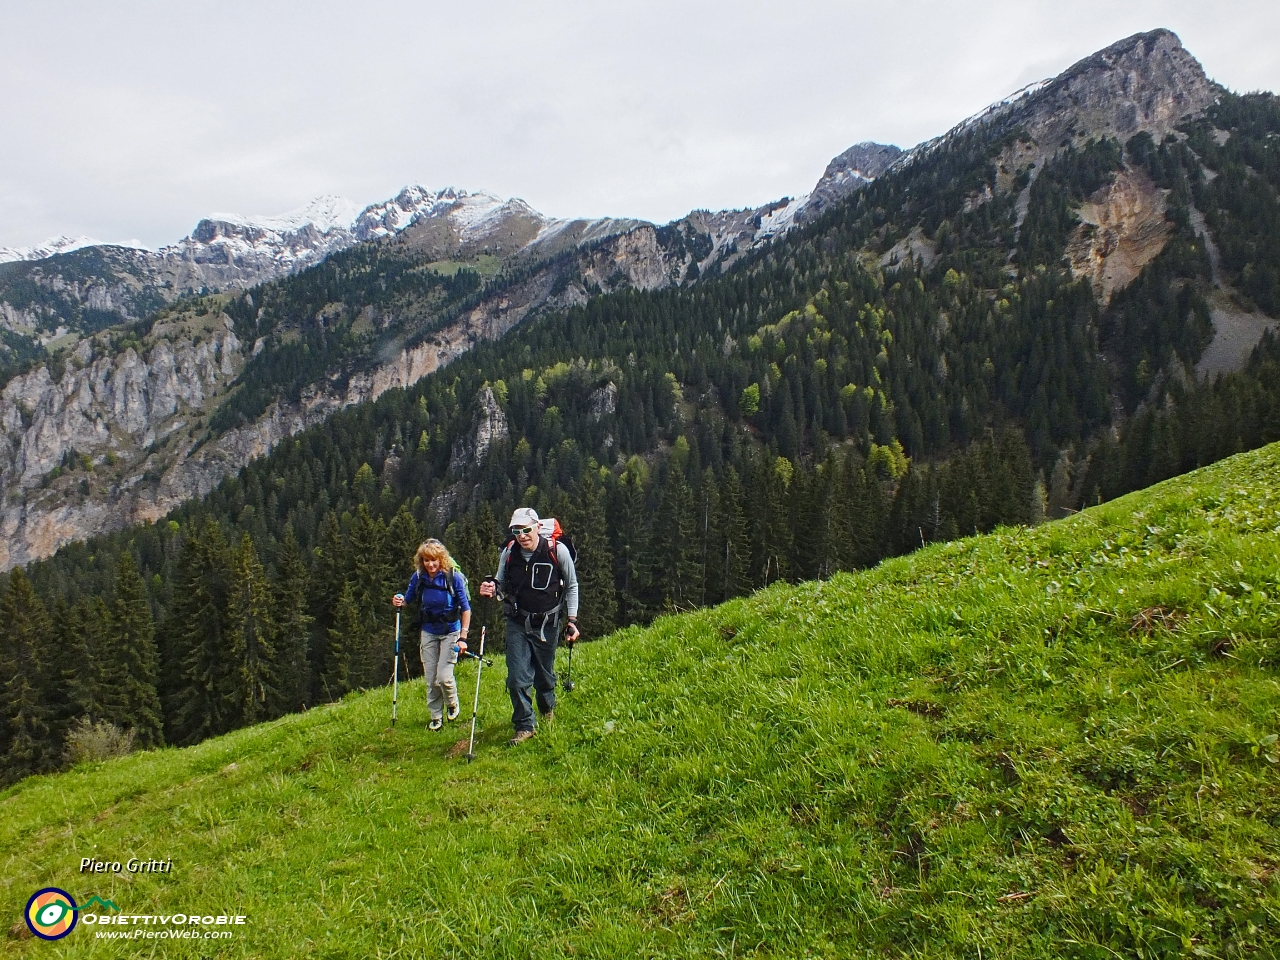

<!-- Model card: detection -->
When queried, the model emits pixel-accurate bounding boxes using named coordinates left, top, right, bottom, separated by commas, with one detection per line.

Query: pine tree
left=718, top=465, right=750, bottom=600
left=322, top=582, right=359, bottom=700
left=166, top=519, right=235, bottom=745
left=106, top=553, right=164, bottom=748
left=228, top=534, right=278, bottom=726
left=272, top=526, right=314, bottom=713
left=652, top=467, right=701, bottom=611
left=348, top=505, right=390, bottom=689
left=0, top=569, right=56, bottom=781
left=565, top=467, right=617, bottom=636
left=59, top=598, right=104, bottom=725
left=614, top=464, right=655, bottom=623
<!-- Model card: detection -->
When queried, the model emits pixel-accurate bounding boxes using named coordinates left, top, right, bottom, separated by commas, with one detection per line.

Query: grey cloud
left=1, top=0, right=1277, bottom=248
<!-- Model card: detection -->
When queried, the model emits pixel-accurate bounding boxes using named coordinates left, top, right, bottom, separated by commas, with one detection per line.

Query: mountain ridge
left=3, top=28, right=1274, bottom=570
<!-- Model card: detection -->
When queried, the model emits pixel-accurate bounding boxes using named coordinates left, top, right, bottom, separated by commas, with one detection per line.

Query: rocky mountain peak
left=0, top=236, right=140, bottom=265
left=1025, top=28, right=1217, bottom=143
left=802, top=142, right=904, bottom=222
left=901, top=29, right=1216, bottom=172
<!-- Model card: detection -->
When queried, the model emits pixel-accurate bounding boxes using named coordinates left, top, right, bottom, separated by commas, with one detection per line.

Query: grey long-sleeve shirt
left=492, top=539, right=579, bottom=618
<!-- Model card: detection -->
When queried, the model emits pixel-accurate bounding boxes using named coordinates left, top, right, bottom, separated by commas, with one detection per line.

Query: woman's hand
left=391, top=593, right=405, bottom=608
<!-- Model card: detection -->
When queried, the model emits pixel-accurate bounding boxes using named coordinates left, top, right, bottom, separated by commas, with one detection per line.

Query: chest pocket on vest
left=531, top=562, right=555, bottom=591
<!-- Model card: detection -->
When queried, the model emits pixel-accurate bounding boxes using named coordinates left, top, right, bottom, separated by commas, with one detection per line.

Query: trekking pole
left=562, top=641, right=575, bottom=692
left=465, top=626, right=486, bottom=762
left=455, top=647, right=493, bottom=666
left=391, top=609, right=401, bottom=726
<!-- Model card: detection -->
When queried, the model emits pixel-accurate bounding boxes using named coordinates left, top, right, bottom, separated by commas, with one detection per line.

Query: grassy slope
left=3, top=447, right=1279, bottom=959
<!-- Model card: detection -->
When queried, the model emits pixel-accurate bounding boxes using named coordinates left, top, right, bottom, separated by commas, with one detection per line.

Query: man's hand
left=565, top=619, right=580, bottom=645
left=391, top=593, right=405, bottom=608
left=479, top=578, right=497, bottom=599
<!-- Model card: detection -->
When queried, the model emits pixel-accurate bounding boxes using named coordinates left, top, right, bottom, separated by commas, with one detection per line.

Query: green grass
left=4, top=445, right=1280, bottom=958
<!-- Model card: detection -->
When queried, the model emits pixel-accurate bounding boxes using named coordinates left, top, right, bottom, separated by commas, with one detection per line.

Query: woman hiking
left=392, top=539, right=472, bottom=731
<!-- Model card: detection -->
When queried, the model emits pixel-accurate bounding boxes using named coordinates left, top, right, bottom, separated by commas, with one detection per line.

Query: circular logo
left=25, top=888, right=78, bottom=940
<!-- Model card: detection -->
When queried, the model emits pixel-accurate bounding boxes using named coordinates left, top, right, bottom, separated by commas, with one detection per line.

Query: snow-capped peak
left=202, top=195, right=361, bottom=235
left=0, top=235, right=150, bottom=264
left=350, top=186, right=537, bottom=243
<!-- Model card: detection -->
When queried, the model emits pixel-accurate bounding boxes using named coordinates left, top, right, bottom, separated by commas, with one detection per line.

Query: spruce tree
left=322, top=582, right=359, bottom=700
left=565, top=467, right=617, bottom=637
left=167, top=519, right=235, bottom=745
left=718, top=466, right=750, bottom=601
left=613, top=465, right=655, bottom=623
left=699, top=467, right=723, bottom=606
left=0, top=569, right=56, bottom=781
left=348, top=505, right=390, bottom=689
left=59, top=598, right=103, bottom=725
left=309, top=512, right=347, bottom=698
left=653, top=467, right=701, bottom=611
left=272, top=526, right=314, bottom=713
left=385, top=505, right=421, bottom=589
left=465, top=502, right=503, bottom=644
left=228, top=534, right=278, bottom=726
left=106, top=553, right=164, bottom=748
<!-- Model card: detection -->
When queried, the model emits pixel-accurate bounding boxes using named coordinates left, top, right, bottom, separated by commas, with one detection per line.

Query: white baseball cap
left=509, top=507, right=539, bottom=529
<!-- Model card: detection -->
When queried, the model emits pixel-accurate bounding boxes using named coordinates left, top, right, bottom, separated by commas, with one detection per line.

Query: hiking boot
left=428, top=717, right=443, bottom=731
left=507, top=729, right=536, bottom=747
left=447, top=703, right=460, bottom=722
left=541, top=710, right=554, bottom=725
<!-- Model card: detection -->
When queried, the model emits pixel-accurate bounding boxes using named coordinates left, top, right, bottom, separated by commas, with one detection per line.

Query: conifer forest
left=3, top=91, right=1280, bottom=785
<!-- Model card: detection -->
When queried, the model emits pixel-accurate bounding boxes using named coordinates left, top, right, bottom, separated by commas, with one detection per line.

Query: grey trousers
left=420, top=629, right=461, bottom=721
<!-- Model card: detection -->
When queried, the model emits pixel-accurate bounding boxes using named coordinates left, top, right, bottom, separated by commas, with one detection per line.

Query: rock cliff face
left=904, top=30, right=1216, bottom=173
left=801, top=142, right=905, bottom=223
left=1, top=29, right=1234, bottom=570
left=1020, top=29, right=1217, bottom=146
left=0, top=227, right=633, bottom=569
left=0, top=322, right=243, bottom=568
left=1065, top=167, right=1172, bottom=301
left=1, top=328, right=241, bottom=489
left=449, top=384, right=510, bottom=474
left=895, top=29, right=1218, bottom=310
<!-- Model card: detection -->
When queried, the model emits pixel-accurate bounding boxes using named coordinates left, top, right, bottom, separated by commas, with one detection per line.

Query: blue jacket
left=404, top=569, right=470, bottom=634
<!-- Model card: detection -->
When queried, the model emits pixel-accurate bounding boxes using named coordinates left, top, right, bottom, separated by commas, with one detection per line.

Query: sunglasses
left=510, top=525, right=536, bottom=536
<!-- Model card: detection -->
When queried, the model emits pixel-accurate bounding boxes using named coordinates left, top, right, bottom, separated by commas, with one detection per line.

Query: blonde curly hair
left=413, top=539, right=457, bottom=575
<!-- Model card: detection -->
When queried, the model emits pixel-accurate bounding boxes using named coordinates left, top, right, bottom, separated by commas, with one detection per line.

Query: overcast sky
left=2, top=1, right=1278, bottom=250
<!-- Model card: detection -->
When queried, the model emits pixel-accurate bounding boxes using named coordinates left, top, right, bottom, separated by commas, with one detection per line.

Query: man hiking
left=478, top=508, right=580, bottom=746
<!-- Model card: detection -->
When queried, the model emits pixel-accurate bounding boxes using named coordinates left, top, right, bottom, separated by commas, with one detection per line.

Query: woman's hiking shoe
left=428, top=718, right=443, bottom=731
left=447, top=704, right=461, bottom=722
left=507, top=730, right=536, bottom=747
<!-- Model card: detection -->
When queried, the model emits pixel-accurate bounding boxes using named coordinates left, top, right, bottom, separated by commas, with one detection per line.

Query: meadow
left=3, top=444, right=1279, bottom=958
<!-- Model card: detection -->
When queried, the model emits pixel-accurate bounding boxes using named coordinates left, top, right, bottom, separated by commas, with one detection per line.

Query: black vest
left=504, top=537, right=564, bottom=616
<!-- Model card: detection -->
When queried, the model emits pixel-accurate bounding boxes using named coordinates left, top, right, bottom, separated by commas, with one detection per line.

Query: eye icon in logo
left=25, top=888, right=79, bottom=940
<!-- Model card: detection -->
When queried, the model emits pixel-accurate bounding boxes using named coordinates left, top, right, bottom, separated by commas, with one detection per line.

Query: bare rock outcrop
left=802, top=143, right=904, bottom=223
left=449, top=384, right=509, bottom=474
left=1066, top=167, right=1172, bottom=301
